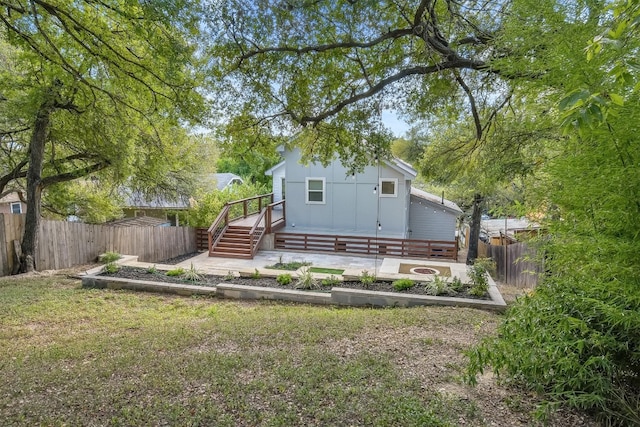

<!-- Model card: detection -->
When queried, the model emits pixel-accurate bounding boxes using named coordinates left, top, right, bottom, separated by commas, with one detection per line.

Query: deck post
left=243, top=200, right=248, bottom=218
left=266, top=206, right=272, bottom=234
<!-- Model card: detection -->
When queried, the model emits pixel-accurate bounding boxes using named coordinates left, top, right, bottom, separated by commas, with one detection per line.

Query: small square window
left=10, top=202, right=22, bottom=214
left=379, top=179, right=398, bottom=197
left=306, top=178, right=325, bottom=204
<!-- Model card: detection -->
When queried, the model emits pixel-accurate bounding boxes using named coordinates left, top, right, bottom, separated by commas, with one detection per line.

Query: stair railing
left=248, top=208, right=268, bottom=257
left=207, top=204, right=230, bottom=256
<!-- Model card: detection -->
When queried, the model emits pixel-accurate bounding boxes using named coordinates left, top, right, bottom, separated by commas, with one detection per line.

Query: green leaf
left=609, top=93, right=625, bottom=106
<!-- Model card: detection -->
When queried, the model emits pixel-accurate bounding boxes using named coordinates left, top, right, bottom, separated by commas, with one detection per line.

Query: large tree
left=466, top=1, right=640, bottom=423
left=0, top=1, right=205, bottom=272
left=206, top=0, right=602, bottom=257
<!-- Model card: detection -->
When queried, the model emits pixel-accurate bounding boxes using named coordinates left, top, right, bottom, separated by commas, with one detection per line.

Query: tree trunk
left=466, top=193, right=484, bottom=265
left=19, top=89, right=57, bottom=273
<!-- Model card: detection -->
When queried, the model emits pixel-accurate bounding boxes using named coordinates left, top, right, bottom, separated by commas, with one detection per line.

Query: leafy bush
left=100, top=251, right=121, bottom=264
left=467, top=274, right=640, bottom=424
left=146, top=264, right=158, bottom=274
left=392, top=278, right=415, bottom=291
left=182, top=263, right=202, bottom=282
left=223, top=271, right=235, bottom=281
left=251, top=269, right=261, bottom=279
left=103, top=262, right=119, bottom=274
left=295, top=267, right=319, bottom=290
left=181, top=181, right=270, bottom=227
left=359, top=270, right=376, bottom=288
left=467, top=258, right=494, bottom=297
left=276, top=273, right=292, bottom=285
left=321, top=275, right=341, bottom=287
left=449, top=276, right=464, bottom=293
left=166, top=268, right=185, bottom=277
left=424, top=276, right=451, bottom=296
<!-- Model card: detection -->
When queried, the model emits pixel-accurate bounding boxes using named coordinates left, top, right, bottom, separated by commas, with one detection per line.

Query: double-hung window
left=379, top=179, right=398, bottom=197
left=10, top=202, right=22, bottom=214
left=305, top=178, right=326, bottom=204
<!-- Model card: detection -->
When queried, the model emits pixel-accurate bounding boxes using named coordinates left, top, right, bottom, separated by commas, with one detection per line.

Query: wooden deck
left=274, top=232, right=458, bottom=261
left=230, top=210, right=284, bottom=227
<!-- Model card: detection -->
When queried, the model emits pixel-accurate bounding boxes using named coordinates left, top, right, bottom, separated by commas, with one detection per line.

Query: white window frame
left=379, top=178, right=398, bottom=198
left=305, top=177, right=326, bottom=204
left=10, top=202, right=22, bottom=214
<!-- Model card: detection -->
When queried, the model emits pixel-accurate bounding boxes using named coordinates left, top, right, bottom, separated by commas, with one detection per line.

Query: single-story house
left=122, top=173, right=244, bottom=225
left=266, top=147, right=462, bottom=241
left=480, top=217, right=541, bottom=245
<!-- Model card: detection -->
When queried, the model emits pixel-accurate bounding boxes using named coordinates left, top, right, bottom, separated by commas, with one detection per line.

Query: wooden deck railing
left=207, top=204, right=231, bottom=256
left=265, top=200, right=286, bottom=233
left=274, top=233, right=458, bottom=261
left=226, top=193, right=274, bottom=222
left=207, top=193, right=282, bottom=257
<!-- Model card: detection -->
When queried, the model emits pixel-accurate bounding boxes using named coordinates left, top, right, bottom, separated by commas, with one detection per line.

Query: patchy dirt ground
left=23, top=267, right=599, bottom=427
left=103, top=265, right=491, bottom=299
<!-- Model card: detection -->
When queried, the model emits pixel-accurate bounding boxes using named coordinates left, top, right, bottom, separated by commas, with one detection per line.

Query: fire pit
left=410, top=267, right=441, bottom=275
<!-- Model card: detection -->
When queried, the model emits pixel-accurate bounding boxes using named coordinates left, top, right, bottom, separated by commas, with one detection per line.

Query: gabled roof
left=387, top=157, right=417, bottom=179
left=410, top=187, right=463, bottom=214
left=264, top=161, right=285, bottom=176
left=213, top=173, right=244, bottom=190
left=122, top=193, right=190, bottom=209
left=264, top=155, right=417, bottom=179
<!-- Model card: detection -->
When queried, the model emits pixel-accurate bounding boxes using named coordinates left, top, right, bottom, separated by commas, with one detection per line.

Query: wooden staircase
left=210, top=225, right=256, bottom=259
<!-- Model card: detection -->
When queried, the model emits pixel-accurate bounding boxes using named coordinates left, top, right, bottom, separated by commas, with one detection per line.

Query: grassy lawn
left=0, top=275, right=583, bottom=426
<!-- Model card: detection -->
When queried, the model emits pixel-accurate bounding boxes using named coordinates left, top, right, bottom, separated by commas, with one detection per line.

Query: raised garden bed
left=82, top=256, right=506, bottom=311
left=100, top=266, right=490, bottom=299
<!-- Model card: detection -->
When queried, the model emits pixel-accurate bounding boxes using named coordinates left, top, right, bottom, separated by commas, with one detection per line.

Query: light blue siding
left=408, top=195, right=458, bottom=241
left=283, top=148, right=410, bottom=237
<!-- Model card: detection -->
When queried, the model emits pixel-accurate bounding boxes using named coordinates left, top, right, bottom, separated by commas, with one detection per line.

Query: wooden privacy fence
left=478, top=240, right=542, bottom=287
left=0, top=214, right=197, bottom=276
left=275, top=232, right=457, bottom=261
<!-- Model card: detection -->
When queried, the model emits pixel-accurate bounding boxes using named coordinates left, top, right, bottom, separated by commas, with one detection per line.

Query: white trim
left=10, top=202, right=22, bottom=214
left=305, top=177, right=326, bottom=204
left=379, top=178, right=398, bottom=198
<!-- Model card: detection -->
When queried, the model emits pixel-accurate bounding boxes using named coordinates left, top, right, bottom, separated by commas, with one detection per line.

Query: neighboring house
left=213, top=173, right=244, bottom=191
left=107, top=216, right=171, bottom=227
left=267, top=147, right=462, bottom=241
left=480, top=217, right=541, bottom=245
left=0, top=191, right=26, bottom=215
left=121, top=173, right=244, bottom=226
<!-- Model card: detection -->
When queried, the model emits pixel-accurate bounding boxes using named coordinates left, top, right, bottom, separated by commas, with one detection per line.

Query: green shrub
left=450, top=276, right=464, bottom=293
left=146, top=264, right=158, bottom=274
left=359, top=270, right=376, bottom=288
left=466, top=275, right=640, bottom=424
left=295, top=267, right=319, bottom=290
left=166, top=268, right=185, bottom=277
left=223, top=271, right=235, bottom=281
left=276, top=273, right=292, bottom=285
left=467, top=258, right=494, bottom=297
left=251, top=268, right=261, bottom=279
left=392, top=278, right=415, bottom=291
left=182, top=263, right=203, bottom=282
left=321, top=275, right=341, bottom=287
left=99, top=251, right=121, bottom=264
left=424, top=276, right=450, bottom=296
left=103, top=262, right=119, bottom=274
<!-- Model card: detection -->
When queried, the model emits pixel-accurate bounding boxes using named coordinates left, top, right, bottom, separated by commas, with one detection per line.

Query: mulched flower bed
left=102, top=266, right=489, bottom=300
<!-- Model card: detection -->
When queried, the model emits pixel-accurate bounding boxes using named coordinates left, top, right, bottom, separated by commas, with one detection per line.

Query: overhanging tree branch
left=298, top=60, right=488, bottom=125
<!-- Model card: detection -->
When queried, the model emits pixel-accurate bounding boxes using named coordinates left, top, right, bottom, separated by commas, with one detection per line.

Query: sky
left=381, top=110, right=410, bottom=137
